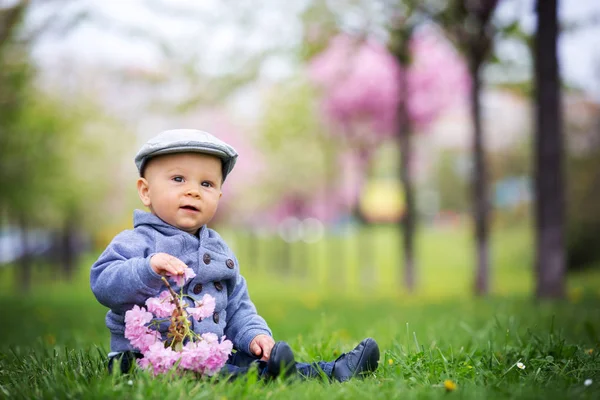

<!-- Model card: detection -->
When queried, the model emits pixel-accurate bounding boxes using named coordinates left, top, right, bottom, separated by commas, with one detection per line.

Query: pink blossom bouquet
left=124, top=267, right=233, bottom=376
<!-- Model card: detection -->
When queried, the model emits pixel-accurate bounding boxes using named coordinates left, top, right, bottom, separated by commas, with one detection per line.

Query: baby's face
left=137, top=152, right=223, bottom=235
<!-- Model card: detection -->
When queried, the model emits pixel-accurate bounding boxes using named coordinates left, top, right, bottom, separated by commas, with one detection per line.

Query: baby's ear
left=137, top=177, right=152, bottom=207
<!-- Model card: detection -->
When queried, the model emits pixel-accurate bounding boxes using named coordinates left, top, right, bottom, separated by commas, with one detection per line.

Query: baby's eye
left=201, top=181, right=212, bottom=188
left=172, top=176, right=184, bottom=183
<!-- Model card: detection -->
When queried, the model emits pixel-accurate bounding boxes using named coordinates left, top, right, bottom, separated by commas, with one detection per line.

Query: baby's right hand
left=150, top=253, right=187, bottom=277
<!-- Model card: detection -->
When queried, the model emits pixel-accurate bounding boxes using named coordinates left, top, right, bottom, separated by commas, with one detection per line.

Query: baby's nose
left=186, top=188, right=201, bottom=198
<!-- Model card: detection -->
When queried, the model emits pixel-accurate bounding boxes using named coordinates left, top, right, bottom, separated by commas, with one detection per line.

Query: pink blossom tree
left=308, top=27, right=469, bottom=290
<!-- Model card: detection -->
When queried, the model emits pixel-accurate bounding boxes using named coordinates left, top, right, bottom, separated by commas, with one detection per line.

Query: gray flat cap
left=135, top=129, right=238, bottom=181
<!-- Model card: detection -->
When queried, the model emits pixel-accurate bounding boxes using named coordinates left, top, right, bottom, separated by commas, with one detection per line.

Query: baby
left=90, top=129, right=379, bottom=380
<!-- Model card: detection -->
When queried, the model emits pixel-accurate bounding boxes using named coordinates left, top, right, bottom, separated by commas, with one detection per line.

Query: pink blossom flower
left=170, top=267, right=196, bottom=287
left=187, top=294, right=216, bottom=321
left=204, top=337, right=233, bottom=375
left=124, top=305, right=153, bottom=329
left=129, top=329, right=160, bottom=353
left=309, top=34, right=401, bottom=137
left=124, top=305, right=160, bottom=352
left=201, top=332, right=219, bottom=345
left=308, top=29, right=469, bottom=135
left=146, top=290, right=176, bottom=318
left=141, top=342, right=180, bottom=376
left=179, top=340, right=211, bottom=371
left=125, top=279, right=232, bottom=376
left=124, top=305, right=153, bottom=341
left=216, top=337, right=233, bottom=358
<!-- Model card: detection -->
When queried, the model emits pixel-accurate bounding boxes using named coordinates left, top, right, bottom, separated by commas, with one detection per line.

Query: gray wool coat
left=90, top=210, right=271, bottom=355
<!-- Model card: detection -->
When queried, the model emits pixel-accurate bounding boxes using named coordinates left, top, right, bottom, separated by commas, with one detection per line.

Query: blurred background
left=1, top=0, right=599, bottom=300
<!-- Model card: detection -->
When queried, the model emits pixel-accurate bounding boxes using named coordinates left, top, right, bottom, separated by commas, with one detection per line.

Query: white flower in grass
left=516, top=362, right=526, bottom=370
left=584, top=379, right=593, bottom=387
left=127, top=380, right=133, bottom=386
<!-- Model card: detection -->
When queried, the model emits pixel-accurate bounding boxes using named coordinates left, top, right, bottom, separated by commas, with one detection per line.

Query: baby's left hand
left=249, top=334, right=275, bottom=361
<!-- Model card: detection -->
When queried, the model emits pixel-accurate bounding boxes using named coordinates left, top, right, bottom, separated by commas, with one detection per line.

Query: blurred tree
left=0, top=72, right=118, bottom=285
left=0, top=1, right=128, bottom=288
left=533, top=0, right=565, bottom=299
left=423, top=0, right=499, bottom=296
left=308, top=25, right=468, bottom=291
left=483, top=1, right=600, bottom=287
left=386, top=0, right=418, bottom=291
left=0, top=0, right=35, bottom=289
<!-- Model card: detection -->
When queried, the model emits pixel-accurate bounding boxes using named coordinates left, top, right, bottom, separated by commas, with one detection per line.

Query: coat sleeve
left=224, top=273, right=272, bottom=355
left=90, top=229, right=164, bottom=314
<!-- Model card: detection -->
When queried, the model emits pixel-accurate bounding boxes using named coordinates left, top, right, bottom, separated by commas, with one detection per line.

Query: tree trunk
left=397, top=68, right=416, bottom=291
left=470, top=61, right=490, bottom=296
left=534, top=0, right=566, bottom=298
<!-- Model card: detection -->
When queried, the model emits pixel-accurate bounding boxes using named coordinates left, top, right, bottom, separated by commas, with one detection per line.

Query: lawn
left=0, top=225, right=599, bottom=399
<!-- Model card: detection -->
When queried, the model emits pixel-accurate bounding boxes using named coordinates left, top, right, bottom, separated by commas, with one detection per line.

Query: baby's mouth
left=180, top=205, right=199, bottom=212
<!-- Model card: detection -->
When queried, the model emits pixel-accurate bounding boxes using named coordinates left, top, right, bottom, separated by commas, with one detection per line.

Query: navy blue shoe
left=265, top=341, right=296, bottom=380
left=107, top=351, right=143, bottom=375
left=331, top=338, right=380, bottom=382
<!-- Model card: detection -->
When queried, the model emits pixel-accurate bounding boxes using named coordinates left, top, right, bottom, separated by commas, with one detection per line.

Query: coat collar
left=132, top=209, right=207, bottom=240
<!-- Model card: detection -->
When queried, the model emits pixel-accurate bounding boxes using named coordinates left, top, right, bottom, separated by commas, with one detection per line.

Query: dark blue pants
left=225, top=349, right=334, bottom=380
left=107, top=350, right=334, bottom=380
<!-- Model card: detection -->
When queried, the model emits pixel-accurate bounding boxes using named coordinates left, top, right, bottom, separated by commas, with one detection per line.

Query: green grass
left=0, top=225, right=599, bottom=399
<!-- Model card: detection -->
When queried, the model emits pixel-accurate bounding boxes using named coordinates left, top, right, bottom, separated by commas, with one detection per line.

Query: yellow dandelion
left=44, top=334, right=56, bottom=346
left=569, top=287, right=583, bottom=303
left=388, top=358, right=394, bottom=366
left=444, top=380, right=457, bottom=392
left=585, top=349, right=594, bottom=355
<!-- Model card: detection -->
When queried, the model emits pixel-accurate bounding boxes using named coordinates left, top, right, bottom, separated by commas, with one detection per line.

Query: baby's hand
left=150, top=253, right=187, bottom=277
left=250, top=334, right=275, bottom=361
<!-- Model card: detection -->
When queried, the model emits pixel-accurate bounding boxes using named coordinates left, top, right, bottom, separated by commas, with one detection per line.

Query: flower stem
left=161, top=276, right=183, bottom=310
left=161, top=276, right=189, bottom=348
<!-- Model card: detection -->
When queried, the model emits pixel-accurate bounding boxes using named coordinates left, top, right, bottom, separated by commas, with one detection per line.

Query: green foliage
left=0, top=79, right=125, bottom=230
left=299, top=0, right=341, bottom=61
left=433, top=150, right=469, bottom=213
left=0, top=2, right=133, bottom=234
left=0, top=20, right=36, bottom=220
left=488, top=141, right=531, bottom=181
left=259, top=77, right=338, bottom=203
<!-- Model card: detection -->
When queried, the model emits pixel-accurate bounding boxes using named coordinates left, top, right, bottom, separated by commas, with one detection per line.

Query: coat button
left=193, top=283, right=203, bottom=294
left=203, top=253, right=211, bottom=265
left=226, top=259, right=234, bottom=269
left=214, top=281, right=223, bottom=291
left=213, top=312, right=219, bottom=323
